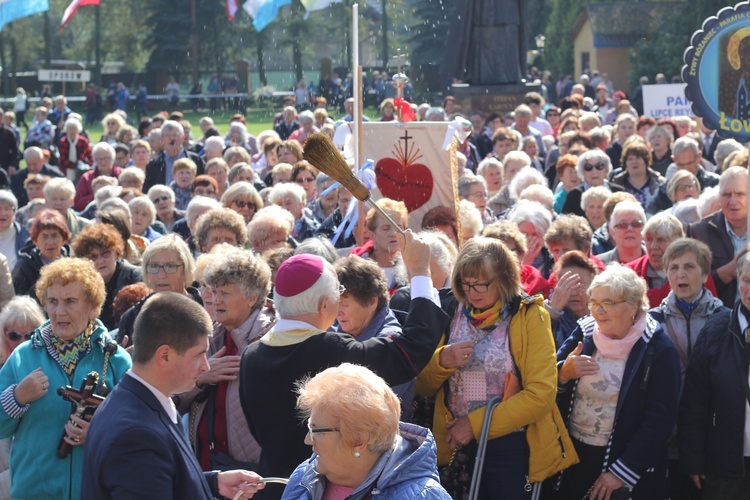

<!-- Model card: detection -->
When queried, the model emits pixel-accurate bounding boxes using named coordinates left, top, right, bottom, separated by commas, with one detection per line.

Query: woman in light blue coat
left=0, top=258, right=131, bottom=500
left=283, top=363, right=450, bottom=500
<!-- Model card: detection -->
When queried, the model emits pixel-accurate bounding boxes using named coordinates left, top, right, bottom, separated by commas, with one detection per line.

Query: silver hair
left=610, top=200, right=647, bottom=226
left=0, top=296, right=45, bottom=333
left=589, top=263, right=649, bottom=314
left=269, top=182, right=307, bottom=207
left=161, top=120, right=184, bottom=137
left=672, top=136, right=700, bottom=157
left=642, top=211, right=683, bottom=240
left=697, top=186, right=720, bottom=218
left=43, top=177, right=75, bottom=200
left=64, top=118, right=82, bottom=134
left=186, top=196, right=222, bottom=225
left=204, top=135, right=225, bottom=151
left=294, top=237, right=339, bottom=264
left=298, top=110, right=315, bottom=124
left=509, top=167, right=546, bottom=199
left=202, top=250, right=271, bottom=305
left=274, top=259, right=338, bottom=317
left=147, top=184, right=176, bottom=203
left=23, top=146, right=44, bottom=161
left=425, top=107, right=448, bottom=121
left=476, top=158, right=502, bottom=177
left=0, top=190, right=18, bottom=211
left=714, top=139, right=744, bottom=171
left=509, top=199, right=552, bottom=236
left=669, top=199, right=701, bottom=227
left=458, top=174, right=487, bottom=198
left=520, top=184, right=555, bottom=211
left=580, top=185, right=611, bottom=211
left=95, top=185, right=123, bottom=208
left=576, top=149, right=612, bottom=178
left=419, top=230, right=456, bottom=278
left=719, top=166, right=748, bottom=193
left=458, top=199, right=483, bottom=239
left=128, top=196, right=157, bottom=226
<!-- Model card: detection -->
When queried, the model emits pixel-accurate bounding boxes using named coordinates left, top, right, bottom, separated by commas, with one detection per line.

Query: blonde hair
left=295, top=363, right=400, bottom=454
left=365, top=198, right=408, bottom=231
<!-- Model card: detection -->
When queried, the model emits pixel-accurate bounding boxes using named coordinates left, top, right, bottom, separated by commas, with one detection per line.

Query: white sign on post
left=38, top=69, right=91, bottom=82
left=642, top=83, right=693, bottom=118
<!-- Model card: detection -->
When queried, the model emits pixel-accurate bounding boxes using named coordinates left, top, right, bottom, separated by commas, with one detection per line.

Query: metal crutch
left=468, top=396, right=501, bottom=500
left=467, top=396, right=542, bottom=500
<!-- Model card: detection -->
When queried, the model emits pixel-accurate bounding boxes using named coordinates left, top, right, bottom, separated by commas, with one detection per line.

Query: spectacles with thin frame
left=460, top=279, right=494, bottom=294
left=612, top=220, right=644, bottom=230
left=307, top=418, right=340, bottom=441
left=146, top=263, right=184, bottom=274
left=588, top=299, right=627, bottom=313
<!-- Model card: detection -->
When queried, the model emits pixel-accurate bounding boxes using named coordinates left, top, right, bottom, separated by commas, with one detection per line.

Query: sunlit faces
left=672, top=149, right=700, bottom=175
left=206, top=164, right=228, bottom=190
left=202, top=227, right=239, bottom=253
left=162, top=128, right=182, bottom=156
left=369, top=212, right=405, bottom=255
left=719, top=178, right=748, bottom=229
left=588, top=286, right=637, bottom=338
left=277, top=147, right=297, bottom=165
left=45, top=194, right=72, bottom=214
left=131, top=208, right=151, bottom=236
left=25, top=183, right=45, bottom=201
left=173, top=169, right=195, bottom=190
left=169, top=336, right=211, bottom=394
left=459, top=273, right=501, bottom=311
left=44, top=281, right=99, bottom=341
left=480, top=165, right=502, bottom=192
left=304, top=409, right=349, bottom=485
left=624, top=154, right=647, bottom=178
left=336, top=294, right=378, bottom=337
left=503, top=160, right=525, bottom=185
left=667, top=252, right=708, bottom=302
left=560, top=265, right=594, bottom=318
left=644, top=233, right=671, bottom=271
left=144, top=249, right=186, bottom=293
left=464, top=183, right=488, bottom=212
left=610, top=213, right=644, bottom=251
left=546, top=238, right=580, bottom=263
left=211, top=283, right=257, bottom=331
left=616, top=119, right=635, bottom=143
left=584, top=199, right=606, bottom=230
left=493, top=139, right=514, bottom=161
left=33, top=228, right=65, bottom=261
left=559, top=166, right=581, bottom=191
left=0, top=203, right=14, bottom=232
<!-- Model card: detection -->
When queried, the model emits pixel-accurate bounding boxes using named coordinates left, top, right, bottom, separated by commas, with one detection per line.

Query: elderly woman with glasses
left=648, top=169, right=701, bottom=215
left=0, top=258, right=131, bottom=500
left=178, top=248, right=276, bottom=472
left=71, top=223, right=143, bottom=330
left=556, top=265, right=680, bottom=500
left=221, top=181, right=263, bottom=224
left=562, top=149, right=623, bottom=217
left=596, top=201, right=647, bottom=265
left=283, top=363, right=451, bottom=500
left=417, top=237, right=577, bottom=499
left=291, top=161, right=318, bottom=203
left=115, top=234, right=201, bottom=346
left=148, top=184, right=184, bottom=231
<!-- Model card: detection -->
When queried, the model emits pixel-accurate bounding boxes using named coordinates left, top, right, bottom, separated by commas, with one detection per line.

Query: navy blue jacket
left=678, top=305, right=750, bottom=478
left=82, top=373, right=220, bottom=500
left=556, top=315, right=680, bottom=497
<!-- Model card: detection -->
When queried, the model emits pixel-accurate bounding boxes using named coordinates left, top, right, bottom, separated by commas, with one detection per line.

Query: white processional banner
left=361, top=122, right=458, bottom=231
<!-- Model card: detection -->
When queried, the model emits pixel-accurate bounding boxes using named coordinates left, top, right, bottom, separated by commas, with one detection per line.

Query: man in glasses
left=687, top=166, right=748, bottom=308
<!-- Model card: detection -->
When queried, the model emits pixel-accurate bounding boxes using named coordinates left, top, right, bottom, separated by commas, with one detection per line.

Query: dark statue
left=442, top=0, right=527, bottom=85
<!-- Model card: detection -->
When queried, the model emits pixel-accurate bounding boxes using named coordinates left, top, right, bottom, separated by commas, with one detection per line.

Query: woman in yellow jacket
left=417, top=237, right=577, bottom=499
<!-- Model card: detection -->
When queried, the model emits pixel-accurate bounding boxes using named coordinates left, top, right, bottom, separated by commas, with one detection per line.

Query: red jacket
left=521, top=265, right=552, bottom=298
left=74, top=166, right=122, bottom=211
left=626, top=254, right=719, bottom=308
left=58, top=135, right=93, bottom=175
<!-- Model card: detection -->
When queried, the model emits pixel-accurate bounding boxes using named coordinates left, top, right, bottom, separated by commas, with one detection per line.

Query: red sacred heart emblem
left=374, top=131, right=434, bottom=212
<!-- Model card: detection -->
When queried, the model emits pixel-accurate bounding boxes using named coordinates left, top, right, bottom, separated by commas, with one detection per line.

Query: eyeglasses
left=612, top=220, right=644, bottom=230
left=151, top=196, right=171, bottom=204
left=307, top=418, right=340, bottom=441
left=232, top=200, right=257, bottom=210
left=145, top=262, right=184, bottom=274
left=588, top=299, right=627, bottom=313
left=460, top=279, right=494, bottom=293
left=675, top=182, right=698, bottom=192
left=295, top=177, right=315, bottom=184
left=583, top=163, right=606, bottom=172
left=5, top=329, right=34, bottom=342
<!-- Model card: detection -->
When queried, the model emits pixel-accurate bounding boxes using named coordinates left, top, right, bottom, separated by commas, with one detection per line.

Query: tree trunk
left=257, top=33, right=267, bottom=87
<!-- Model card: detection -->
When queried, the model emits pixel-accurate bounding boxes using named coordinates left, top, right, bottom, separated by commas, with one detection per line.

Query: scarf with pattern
left=43, top=321, right=95, bottom=379
left=462, top=300, right=507, bottom=330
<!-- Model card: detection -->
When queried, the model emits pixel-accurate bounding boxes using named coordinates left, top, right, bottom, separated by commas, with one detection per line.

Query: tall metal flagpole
left=94, top=4, right=102, bottom=87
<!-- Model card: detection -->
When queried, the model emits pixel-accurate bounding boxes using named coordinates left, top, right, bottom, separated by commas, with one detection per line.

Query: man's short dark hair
left=114, top=143, right=130, bottom=156
left=524, top=92, right=543, bottom=106
left=131, top=292, right=211, bottom=364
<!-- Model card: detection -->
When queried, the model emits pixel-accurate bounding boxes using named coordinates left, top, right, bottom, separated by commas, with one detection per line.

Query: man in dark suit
left=687, top=166, right=747, bottom=308
left=143, top=120, right=204, bottom=192
left=0, top=108, right=19, bottom=176
left=10, top=146, right=63, bottom=207
left=82, top=293, right=264, bottom=500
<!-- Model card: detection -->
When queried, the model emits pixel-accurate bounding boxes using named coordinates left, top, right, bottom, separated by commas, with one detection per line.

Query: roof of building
left=569, top=1, right=686, bottom=43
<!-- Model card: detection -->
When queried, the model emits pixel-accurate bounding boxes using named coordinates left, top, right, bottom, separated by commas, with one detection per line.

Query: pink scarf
left=593, top=314, right=647, bottom=360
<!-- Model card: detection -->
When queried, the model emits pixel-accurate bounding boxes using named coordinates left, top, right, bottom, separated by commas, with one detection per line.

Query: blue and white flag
left=0, top=0, right=48, bottom=32
left=243, top=0, right=291, bottom=32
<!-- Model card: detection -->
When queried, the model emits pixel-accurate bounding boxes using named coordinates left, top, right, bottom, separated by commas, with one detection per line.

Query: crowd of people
left=0, top=70, right=746, bottom=500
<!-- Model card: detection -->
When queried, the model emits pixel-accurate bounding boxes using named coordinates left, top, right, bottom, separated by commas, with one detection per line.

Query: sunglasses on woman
left=232, top=200, right=256, bottom=210
left=5, top=329, right=34, bottom=342
left=583, top=163, right=606, bottom=172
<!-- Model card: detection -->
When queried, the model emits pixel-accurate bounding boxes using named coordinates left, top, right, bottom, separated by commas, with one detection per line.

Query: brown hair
left=71, top=223, right=125, bottom=259
left=30, top=209, right=71, bottom=242
left=621, top=141, right=652, bottom=169
left=451, top=237, right=521, bottom=305
left=335, top=256, right=389, bottom=311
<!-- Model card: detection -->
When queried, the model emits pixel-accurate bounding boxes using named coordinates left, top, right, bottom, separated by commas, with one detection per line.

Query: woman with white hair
left=509, top=199, right=554, bottom=278
left=246, top=205, right=295, bottom=253
left=225, top=121, right=258, bottom=156
left=74, top=141, right=122, bottom=212
left=269, top=182, right=319, bottom=241
left=148, top=184, right=183, bottom=231
left=562, top=149, right=622, bottom=217
left=221, top=181, right=263, bottom=224
left=597, top=200, right=646, bottom=265
left=116, top=234, right=201, bottom=345
left=100, top=113, right=125, bottom=144
left=128, top=196, right=164, bottom=242
left=488, top=151, right=532, bottom=214
left=43, top=177, right=90, bottom=238
left=556, top=265, right=680, bottom=499
left=288, top=110, right=319, bottom=145
left=477, top=158, right=503, bottom=198
left=58, top=118, right=93, bottom=179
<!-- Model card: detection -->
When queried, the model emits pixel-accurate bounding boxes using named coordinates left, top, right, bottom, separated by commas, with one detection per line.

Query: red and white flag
left=59, top=0, right=99, bottom=31
left=227, top=0, right=240, bottom=20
